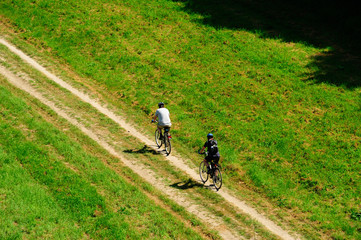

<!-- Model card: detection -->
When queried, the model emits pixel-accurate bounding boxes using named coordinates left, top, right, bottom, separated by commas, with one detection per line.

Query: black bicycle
left=154, top=122, right=172, bottom=156
left=198, top=152, right=222, bottom=191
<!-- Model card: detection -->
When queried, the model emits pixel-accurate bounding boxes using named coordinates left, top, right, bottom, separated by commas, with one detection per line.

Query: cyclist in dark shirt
left=199, top=133, right=220, bottom=172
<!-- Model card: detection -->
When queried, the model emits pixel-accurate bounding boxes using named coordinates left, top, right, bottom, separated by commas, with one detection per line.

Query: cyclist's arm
left=199, top=146, right=206, bottom=154
left=152, top=111, right=158, bottom=121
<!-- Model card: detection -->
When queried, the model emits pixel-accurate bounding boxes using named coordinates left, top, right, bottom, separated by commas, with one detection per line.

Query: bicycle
left=153, top=121, right=172, bottom=156
left=198, top=152, right=222, bottom=191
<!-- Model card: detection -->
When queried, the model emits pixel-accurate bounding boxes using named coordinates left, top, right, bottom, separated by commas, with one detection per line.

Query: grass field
left=1, top=0, right=360, bottom=239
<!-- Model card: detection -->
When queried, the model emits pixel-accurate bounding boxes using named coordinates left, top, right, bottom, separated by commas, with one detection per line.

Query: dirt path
left=0, top=38, right=300, bottom=240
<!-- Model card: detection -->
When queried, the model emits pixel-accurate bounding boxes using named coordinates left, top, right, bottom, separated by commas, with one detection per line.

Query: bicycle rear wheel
left=164, top=133, right=171, bottom=155
left=213, top=168, right=222, bottom=191
left=199, top=161, right=209, bottom=183
left=155, top=129, right=162, bottom=148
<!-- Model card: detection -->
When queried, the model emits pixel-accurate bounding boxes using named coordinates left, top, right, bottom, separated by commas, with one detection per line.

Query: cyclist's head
left=207, top=133, right=214, bottom=140
left=158, top=102, right=165, bottom=108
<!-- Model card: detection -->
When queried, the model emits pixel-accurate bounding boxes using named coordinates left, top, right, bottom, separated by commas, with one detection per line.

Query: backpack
left=209, top=140, right=218, bottom=155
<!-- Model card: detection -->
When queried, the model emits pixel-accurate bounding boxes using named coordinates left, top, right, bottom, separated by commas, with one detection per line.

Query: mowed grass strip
left=0, top=80, right=204, bottom=239
left=1, top=0, right=361, bottom=238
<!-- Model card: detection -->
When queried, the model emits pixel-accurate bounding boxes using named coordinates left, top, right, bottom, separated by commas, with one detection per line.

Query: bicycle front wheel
left=164, top=133, right=171, bottom=155
left=199, top=161, right=209, bottom=183
left=213, top=168, right=222, bottom=191
left=155, top=129, right=162, bottom=148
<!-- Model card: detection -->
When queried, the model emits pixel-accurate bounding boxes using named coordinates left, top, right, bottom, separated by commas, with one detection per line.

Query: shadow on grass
left=175, top=0, right=361, bottom=89
left=170, top=178, right=204, bottom=190
left=123, top=145, right=159, bottom=155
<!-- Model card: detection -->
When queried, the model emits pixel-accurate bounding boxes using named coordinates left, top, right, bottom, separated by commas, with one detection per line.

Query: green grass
left=1, top=0, right=361, bottom=238
left=0, top=79, right=204, bottom=239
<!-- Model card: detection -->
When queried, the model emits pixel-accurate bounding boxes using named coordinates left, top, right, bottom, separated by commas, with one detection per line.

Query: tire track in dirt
left=0, top=38, right=300, bottom=240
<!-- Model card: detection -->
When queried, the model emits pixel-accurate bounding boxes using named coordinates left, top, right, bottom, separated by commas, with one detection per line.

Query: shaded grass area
left=0, top=80, right=203, bottom=239
left=177, top=0, right=361, bottom=88
left=1, top=0, right=361, bottom=238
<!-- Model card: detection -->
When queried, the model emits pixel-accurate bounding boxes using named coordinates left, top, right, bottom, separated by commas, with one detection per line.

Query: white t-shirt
left=155, top=108, right=171, bottom=126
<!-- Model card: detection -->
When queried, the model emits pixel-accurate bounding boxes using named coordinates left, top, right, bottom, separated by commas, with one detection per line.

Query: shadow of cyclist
left=123, top=145, right=159, bottom=155
left=170, top=178, right=204, bottom=190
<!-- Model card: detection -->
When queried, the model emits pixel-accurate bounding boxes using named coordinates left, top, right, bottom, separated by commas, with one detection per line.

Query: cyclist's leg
left=157, top=125, right=163, bottom=138
left=162, top=125, right=171, bottom=139
left=204, top=155, right=212, bottom=173
left=213, top=156, right=220, bottom=176
left=214, top=156, right=220, bottom=166
left=164, top=126, right=171, bottom=135
left=203, top=158, right=209, bottom=167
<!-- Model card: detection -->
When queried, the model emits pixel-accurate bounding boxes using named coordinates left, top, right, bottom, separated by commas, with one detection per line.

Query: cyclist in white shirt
left=152, top=102, right=171, bottom=139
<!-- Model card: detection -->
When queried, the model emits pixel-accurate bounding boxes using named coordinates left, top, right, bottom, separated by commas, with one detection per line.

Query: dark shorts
left=205, top=155, right=220, bottom=164
left=157, top=124, right=171, bottom=129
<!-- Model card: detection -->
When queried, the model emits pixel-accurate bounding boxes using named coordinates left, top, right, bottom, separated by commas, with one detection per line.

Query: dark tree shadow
left=123, top=145, right=159, bottom=155
left=174, top=0, right=361, bottom=88
left=170, top=178, right=204, bottom=190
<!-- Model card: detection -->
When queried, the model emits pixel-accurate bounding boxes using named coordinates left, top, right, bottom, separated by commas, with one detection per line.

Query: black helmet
left=158, top=102, right=165, bottom=108
left=207, top=133, right=214, bottom=139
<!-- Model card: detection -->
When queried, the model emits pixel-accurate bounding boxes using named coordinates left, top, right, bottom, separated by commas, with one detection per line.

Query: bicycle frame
left=199, top=153, right=222, bottom=191
left=153, top=121, right=172, bottom=155
left=154, top=120, right=171, bottom=138
left=208, top=160, right=219, bottom=176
